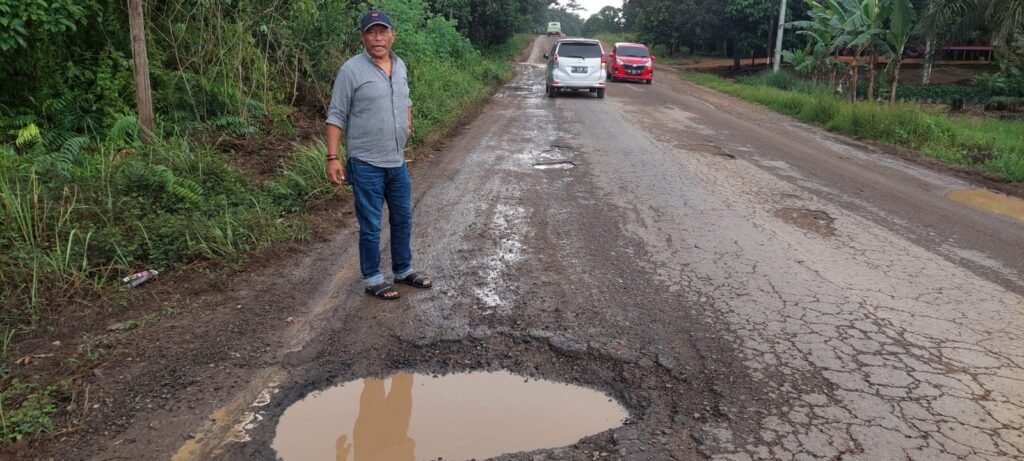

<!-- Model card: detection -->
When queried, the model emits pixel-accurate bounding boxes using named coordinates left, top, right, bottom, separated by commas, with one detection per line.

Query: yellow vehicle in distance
left=546, top=22, right=563, bottom=36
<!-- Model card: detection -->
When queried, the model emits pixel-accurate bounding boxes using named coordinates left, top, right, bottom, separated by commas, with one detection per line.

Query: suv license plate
left=571, top=66, right=587, bottom=74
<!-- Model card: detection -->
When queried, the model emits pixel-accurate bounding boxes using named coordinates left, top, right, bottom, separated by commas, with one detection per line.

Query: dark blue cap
left=360, top=10, right=393, bottom=32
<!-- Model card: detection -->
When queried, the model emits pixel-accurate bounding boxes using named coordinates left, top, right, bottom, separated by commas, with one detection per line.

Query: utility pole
left=773, top=0, right=787, bottom=72
left=128, top=0, right=155, bottom=142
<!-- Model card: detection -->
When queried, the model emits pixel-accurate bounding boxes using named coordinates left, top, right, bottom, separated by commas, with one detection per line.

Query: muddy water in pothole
left=273, top=371, right=627, bottom=461
left=947, top=189, right=1024, bottom=222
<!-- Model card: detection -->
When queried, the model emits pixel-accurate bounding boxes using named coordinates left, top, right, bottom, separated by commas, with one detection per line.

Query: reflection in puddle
left=273, top=371, right=627, bottom=461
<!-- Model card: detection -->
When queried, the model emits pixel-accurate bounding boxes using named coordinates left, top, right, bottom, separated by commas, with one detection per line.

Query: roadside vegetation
left=687, top=72, right=1024, bottom=180
left=0, top=0, right=540, bottom=447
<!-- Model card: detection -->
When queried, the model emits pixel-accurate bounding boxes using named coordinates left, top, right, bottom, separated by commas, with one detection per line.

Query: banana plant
left=781, top=48, right=815, bottom=74
left=790, top=0, right=845, bottom=87
left=795, top=0, right=895, bottom=101
left=884, top=0, right=914, bottom=102
left=832, top=0, right=892, bottom=101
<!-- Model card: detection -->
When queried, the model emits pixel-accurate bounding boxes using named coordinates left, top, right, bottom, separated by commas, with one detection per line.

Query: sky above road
left=575, top=0, right=619, bottom=19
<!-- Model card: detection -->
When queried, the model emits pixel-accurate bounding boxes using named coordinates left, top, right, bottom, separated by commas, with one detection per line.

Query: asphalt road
left=78, top=36, right=1024, bottom=461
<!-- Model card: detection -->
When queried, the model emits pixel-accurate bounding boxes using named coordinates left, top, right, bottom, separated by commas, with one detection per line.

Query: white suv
left=544, top=39, right=606, bottom=99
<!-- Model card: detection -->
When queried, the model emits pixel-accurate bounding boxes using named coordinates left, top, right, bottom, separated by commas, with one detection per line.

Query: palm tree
left=917, top=0, right=1024, bottom=82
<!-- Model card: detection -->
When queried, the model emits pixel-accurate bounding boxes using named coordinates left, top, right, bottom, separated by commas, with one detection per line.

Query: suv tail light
left=601, top=55, right=606, bottom=70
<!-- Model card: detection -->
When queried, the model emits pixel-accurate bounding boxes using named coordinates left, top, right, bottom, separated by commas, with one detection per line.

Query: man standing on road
left=326, top=10, right=432, bottom=300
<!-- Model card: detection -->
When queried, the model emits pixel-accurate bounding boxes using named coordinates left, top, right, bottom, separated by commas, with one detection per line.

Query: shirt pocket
left=356, top=80, right=390, bottom=105
left=395, top=74, right=412, bottom=107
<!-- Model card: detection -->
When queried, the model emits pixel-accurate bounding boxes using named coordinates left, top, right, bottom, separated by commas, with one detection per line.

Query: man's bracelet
left=326, top=156, right=339, bottom=161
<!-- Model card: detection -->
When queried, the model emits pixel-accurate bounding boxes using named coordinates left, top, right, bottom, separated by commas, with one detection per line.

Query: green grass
left=0, top=373, right=64, bottom=445
left=687, top=72, right=1024, bottom=181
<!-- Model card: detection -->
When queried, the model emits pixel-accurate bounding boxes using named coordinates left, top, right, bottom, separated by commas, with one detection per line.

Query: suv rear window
left=618, top=46, right=649, bottom=58
left=558, top=43, right=602, bottom=59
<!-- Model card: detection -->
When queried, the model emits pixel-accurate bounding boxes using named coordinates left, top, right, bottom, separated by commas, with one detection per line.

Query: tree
left=128, top=0, right=154, bottom=141
left=542, top=5, right=585, bottom=37
left=724, top=0, right=778, bottom=68
left=623, top=0, right=804, bottom=59
left=424, top=0, right=555, bottom=45
left=627, top=0, right=726, bottom=55
left=583, top=6, right=624, bottom=36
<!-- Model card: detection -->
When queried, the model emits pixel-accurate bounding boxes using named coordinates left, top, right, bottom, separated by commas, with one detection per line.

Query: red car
left=606, top=42, right=654, bottom=84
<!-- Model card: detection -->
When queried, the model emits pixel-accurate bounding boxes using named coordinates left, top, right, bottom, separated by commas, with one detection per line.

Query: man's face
left=361, top=24, right=395, bottom=59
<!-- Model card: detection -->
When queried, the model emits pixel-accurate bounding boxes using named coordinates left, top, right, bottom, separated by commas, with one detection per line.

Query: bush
left=0, top=0, right=530, bottom=346
left=985, top=97, right=1024, bottom=111
left=878, top=73, right=1024, bottom=104
left=651, top=44, right=670, bottom=58
left=0, top=124, right=303, bottom=324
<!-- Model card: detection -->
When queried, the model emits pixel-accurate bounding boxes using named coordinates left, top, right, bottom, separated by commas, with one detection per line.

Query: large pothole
left=774, top=207, right=837, bottom=237
left=273, top=371, right=627, bottom=460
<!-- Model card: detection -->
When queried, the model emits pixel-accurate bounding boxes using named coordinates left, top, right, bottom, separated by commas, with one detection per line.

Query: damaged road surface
left=75, top=37, right=1024, bottom=461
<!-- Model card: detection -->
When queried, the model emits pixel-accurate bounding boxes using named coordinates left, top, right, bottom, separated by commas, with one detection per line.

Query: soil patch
left=774, top=207, right=837, bottom=237
left=217, top=111, right=325, bottom=180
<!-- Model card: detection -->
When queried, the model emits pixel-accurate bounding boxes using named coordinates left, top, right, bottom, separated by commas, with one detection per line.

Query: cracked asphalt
left=63, top=37, right=1024, bottom=461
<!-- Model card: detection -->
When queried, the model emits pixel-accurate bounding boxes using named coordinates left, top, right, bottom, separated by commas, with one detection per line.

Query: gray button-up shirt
left=326, top=51, right=411, bottom=168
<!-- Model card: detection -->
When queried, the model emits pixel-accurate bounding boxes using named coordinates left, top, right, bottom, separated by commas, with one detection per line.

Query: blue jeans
left=346, top=157, right=414, bottom=286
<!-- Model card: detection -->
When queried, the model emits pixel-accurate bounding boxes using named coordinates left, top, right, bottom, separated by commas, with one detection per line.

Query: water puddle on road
left=947, top=189, right=1024, bottom=222
left=533, top=161, right=576, bottom=170
left=273, top=371, right=627, bottom=461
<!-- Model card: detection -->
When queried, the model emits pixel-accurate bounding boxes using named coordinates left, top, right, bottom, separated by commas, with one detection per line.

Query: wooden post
left=128, top=0, right=155, bottom=142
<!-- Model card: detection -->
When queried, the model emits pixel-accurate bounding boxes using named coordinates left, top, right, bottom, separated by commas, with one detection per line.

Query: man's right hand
left=325, top=124, right=346, bottom=185
left=327, top=159, right=346, bottom=185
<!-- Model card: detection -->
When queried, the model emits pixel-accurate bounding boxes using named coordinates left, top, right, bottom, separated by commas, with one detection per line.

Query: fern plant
left=115, top=161, right=204, bottom=206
